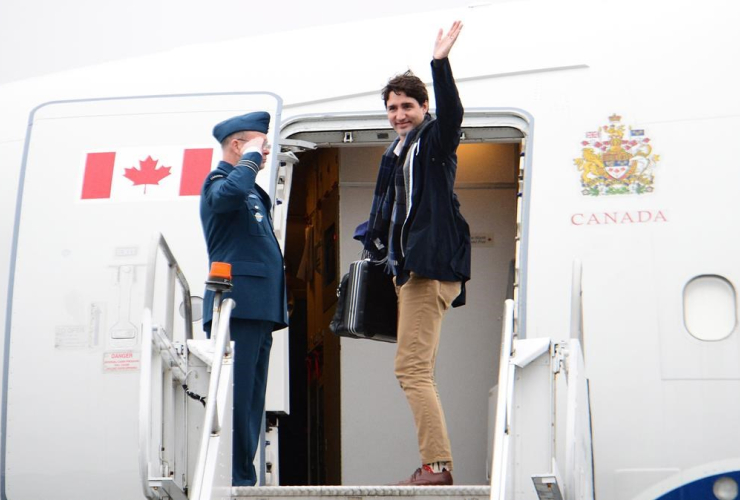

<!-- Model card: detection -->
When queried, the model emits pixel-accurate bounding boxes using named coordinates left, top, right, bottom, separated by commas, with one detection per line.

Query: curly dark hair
left=381, top=70, right=429, bottom=108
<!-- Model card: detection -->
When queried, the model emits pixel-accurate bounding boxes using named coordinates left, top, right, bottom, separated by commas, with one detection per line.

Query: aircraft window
left=683, top=275, right=737, bottom=341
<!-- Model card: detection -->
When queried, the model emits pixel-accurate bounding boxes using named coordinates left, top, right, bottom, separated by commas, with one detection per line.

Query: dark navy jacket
left=200, top=158, right=288, bottom=330
left=401, top=57, right=471, bottom=305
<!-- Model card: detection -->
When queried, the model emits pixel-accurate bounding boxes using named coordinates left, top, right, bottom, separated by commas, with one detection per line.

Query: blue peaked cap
left=212, top=111, right=270, bottom=143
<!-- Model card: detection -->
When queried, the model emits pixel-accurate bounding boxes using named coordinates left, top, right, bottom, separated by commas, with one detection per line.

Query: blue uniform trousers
left=207, top=318, right=274, bottom=486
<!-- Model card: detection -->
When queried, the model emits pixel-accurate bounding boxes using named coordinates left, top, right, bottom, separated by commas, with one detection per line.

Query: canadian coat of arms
left=574, top=114, right=660, bottom=196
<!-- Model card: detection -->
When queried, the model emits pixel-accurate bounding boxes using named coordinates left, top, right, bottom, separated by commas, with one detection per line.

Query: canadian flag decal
left=123, top=156, right=172, bottom=191
left=81, top=147, right=214, bottom=200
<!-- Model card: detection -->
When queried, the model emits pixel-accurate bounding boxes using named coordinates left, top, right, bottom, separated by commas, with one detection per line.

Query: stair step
left=232, top=485, right=490, bottom=499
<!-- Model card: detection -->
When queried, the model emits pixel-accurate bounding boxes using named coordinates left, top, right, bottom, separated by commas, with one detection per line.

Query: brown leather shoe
left=397, top=465, right=453, bottom=486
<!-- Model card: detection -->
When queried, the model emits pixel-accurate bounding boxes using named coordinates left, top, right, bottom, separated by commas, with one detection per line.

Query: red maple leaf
left=124, top=156, right=172, bottom=193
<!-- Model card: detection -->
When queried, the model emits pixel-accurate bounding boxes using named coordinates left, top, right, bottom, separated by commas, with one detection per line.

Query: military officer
left=200, top=111, right=288, bottom=486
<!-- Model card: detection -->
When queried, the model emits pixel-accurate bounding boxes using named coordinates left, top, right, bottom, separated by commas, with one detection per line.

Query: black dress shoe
left=397, top=465, right=453, bottom=486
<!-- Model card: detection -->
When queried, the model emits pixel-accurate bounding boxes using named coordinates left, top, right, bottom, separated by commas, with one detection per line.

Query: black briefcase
left=330, top=260, right=397, bottom=342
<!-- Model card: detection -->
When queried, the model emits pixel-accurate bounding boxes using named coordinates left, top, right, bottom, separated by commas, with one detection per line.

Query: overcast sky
left=0, top=0, right=477, bottom=84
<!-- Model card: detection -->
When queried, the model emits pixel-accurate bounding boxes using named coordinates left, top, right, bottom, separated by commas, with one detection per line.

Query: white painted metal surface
left=0, top=1, right=738, bottom=497
left=491, top=321, right=593, bottom=499
left=189, top=299, right=235, bottom=500
left=3, top=93, right=285, bottom=499
left=491, top=299, right=516, bottom=500
left=563, top=341, right=592, bottom=500
left=139, top=306, right=158, bottom=499
left=569, top=260, right=583, bottom=347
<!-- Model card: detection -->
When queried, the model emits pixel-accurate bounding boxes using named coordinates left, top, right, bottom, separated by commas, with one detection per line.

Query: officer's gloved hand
left=240, top=136, right=269, bottom=171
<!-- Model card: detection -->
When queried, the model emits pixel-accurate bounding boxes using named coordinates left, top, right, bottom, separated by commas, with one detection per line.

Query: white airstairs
left=489, top=262, right=595, bottom=500
left=139, top=233, right=234, bottom=500
left=138, top=233, right=594, bottom=500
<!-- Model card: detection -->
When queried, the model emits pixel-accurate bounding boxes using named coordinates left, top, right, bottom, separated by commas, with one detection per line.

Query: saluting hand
left=240, top=136, right=269, bottom=170
left=433, top=20, right=463, bottom=60
left=241, top=136, right=266, bottom=155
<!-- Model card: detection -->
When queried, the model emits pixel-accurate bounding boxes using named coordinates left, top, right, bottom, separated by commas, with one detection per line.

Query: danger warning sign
left=103, top=350, right=141, bottom=373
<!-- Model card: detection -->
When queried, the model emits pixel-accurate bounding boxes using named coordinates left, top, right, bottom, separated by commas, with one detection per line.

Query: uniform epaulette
left=209, top=174, right=225, bottom=181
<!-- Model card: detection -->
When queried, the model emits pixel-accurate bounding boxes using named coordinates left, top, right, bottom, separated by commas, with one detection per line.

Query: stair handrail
left=563, top=338, right=594, bottom=500
left=490, top=299, right=516, bottom=500
left=139, top=307, right=157, bottom=499
left=138, top=232, right=196, bottom=499
left=570, top=259, right=583, bottom=345
left=566, top=259, right=594, bottom=499
left=189, top=297, right=235, bottom=500
left=144, top=232, right=194, bottom=341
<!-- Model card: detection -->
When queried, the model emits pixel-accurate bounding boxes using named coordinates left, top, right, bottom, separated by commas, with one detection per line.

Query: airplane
left=0, top=0, right=739, bottom=499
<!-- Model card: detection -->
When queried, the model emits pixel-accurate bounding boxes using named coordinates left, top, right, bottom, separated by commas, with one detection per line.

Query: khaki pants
left=394, top=272, right=461, bottom=468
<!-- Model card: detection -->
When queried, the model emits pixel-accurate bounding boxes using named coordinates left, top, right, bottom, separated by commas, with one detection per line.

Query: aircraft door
left=3, top=92, right=285, bottom=499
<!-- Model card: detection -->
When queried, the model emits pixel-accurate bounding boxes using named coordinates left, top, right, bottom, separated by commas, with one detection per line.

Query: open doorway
left=277, top=115, right=526, bottom=485
left=279, top=146, right=342, bottom=485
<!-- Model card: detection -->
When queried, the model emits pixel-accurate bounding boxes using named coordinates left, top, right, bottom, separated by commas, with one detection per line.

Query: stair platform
left=232, top=485, right=490, bottom=500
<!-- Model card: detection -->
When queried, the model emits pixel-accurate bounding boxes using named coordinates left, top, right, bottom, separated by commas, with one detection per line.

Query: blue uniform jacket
left=200, top=158, right=288, bottom=330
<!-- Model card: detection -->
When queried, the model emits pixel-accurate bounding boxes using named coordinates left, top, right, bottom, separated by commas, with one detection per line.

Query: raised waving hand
left=433, top=20, right=463, bottom=60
